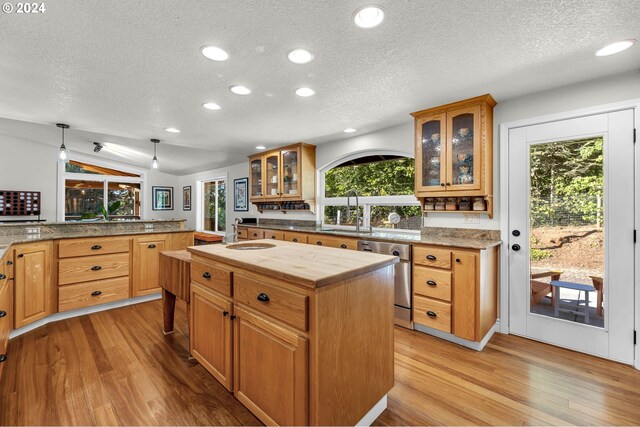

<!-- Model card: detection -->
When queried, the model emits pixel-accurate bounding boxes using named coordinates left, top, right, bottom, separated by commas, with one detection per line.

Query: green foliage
left=530, top=137, right=603, bottom=227
left=530, top=248, right=552, bottom=261
left=99, top=201, right=122, bottom=221
left=324, top=158, right=415, bottom=197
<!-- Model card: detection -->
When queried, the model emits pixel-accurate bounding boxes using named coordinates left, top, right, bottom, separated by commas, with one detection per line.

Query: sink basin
left=226, top=242, right=276, bottom=250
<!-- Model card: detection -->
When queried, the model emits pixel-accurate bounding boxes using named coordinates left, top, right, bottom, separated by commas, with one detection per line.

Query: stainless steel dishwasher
left=358, top=240, right=412, bottom=329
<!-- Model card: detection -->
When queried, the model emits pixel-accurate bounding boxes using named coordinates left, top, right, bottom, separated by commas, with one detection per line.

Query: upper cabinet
left=248, top=143, right=316, bottom=213
left=411, top=95, right=496, bottom=217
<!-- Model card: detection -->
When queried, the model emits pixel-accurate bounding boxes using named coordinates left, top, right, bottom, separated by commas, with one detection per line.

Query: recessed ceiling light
left=230, top=85, right=252, bottom=95
left=201, top=46, right=229, bottom=61
left=287, top=48, right=314, bottom=64
left=353, top=6, right=385, bottom=28
left=595, top=39, right=635, bottom=56
left=295, top=87, right=315, bottom=97
left=256, top=145, right=266, bottom=150
left=344, top=128, right=357, bottom=133
left=203, top=102, right=222, bottom=110
left=165, top=128, right=181, bottom=133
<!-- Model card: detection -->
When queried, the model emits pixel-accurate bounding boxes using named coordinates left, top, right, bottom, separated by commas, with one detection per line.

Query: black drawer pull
left=91, top=290, right=102, bottom=296
left=0, top=311, right=6, bottom=318
left=426, top=255, right=437, bottom=261
left=202, top=272, right=211, bottom=279
left=91, top=245, right=102, bottom=250
left=148, top=244, right=156, bottom=249
left=426, top=311, right=437, bottom=317
left=426, top=280, right=437, bottom=286
left=230, top=315, right=237, bottom=320
left=292, top=238, right=298, bottom=242
left=0, top=354, right=6, bottom=363
left=456, top=258, right=461, bottom=263
left=253, top=233, right=258, bottom=237
left=257, top=293, right=270, bottom=302
left=340, top=244, right=348, bottom=249
left=316, top=241, right=323, bottom=246
left=223, top=310, right=229, bottom=317
left=271, top=236, right=277, bottom=239
left=0, top=274, right=5, bottom=280
left=6, top=260, right=13, bottom=265
left=17, top=254, right=23, bottom=258
left=91, top=265, right=102, bottom=271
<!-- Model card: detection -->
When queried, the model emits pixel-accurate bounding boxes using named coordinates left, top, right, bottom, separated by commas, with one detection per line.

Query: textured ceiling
left=0, top=0, right=639, bottom=175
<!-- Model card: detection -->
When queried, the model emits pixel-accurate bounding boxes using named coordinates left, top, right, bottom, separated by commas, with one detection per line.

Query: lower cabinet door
left=14, top=242, right=52, bottom=328
left=0, top=278, right=10, bottom=380
left=190, top=283, right=233, bottom=391
left=132, top=236, right=166, bottom=296
left=233, top=306, right=308, bottom=426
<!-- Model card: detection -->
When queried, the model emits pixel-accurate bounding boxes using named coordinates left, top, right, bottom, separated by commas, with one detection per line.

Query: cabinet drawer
left=264, top=230, right=284, bottom=240
left=413, top=266, right=452, bottom=302
left=234, top=273, right=308, bottom=331
left=413, top=295, right=451, bottom=333
left=237, top=228, right=248, bottom=239
left=58, top=276, right=129, bottom=312
left=413, top=246, right=452, bottom=269
left=58, top=237, right=130, bottom=258
left=191, top=258, right=232, bottom=297
left=309, top=235, right=357, bottom=250
left=248, top=228, right=265, bottom=240
left=58, top=253, right=130, bottom=285
left=283, top=232, right=308, bottom=244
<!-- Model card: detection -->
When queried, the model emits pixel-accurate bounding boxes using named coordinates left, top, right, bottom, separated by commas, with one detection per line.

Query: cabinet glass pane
left=281, top=150, right=299, bottom=197
left=107, top=182, right=141, bottom=220
left=421, top=121, right=442, bottom=187
left=265, top=155, right=279, bottom=197
left=250, top=159, right=262, bottom=198
left=451, top=113, right=475, bottom=185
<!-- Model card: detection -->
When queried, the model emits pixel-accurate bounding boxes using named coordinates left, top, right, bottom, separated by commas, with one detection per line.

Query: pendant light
left=151, top=139, right=160, bottom=170
left=56, top=123, right=70, bottom=162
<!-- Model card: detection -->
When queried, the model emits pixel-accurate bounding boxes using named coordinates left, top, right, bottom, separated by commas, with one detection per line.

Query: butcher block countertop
left=187, top=239, right=398, bottom=289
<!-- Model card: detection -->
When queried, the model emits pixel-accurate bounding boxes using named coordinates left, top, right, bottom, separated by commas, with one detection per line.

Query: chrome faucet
left=346, top=189, right=361, bottom=232
left=230, top=217, right=243, bottom=243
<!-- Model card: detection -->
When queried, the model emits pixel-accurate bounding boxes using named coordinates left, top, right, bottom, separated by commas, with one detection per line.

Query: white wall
left=0, top=134, right=182, bottom=222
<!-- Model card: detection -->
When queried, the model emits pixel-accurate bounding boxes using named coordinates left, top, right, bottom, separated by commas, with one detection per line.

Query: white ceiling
left=1, top=0, right=639, bottom=175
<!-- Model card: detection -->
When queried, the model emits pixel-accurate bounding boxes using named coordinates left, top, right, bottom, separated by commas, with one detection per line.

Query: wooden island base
left=159, top=250, right=191, bottom=335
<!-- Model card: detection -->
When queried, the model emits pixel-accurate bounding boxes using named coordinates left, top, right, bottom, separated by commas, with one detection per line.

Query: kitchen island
left=187, top=240, right=398, bottom=426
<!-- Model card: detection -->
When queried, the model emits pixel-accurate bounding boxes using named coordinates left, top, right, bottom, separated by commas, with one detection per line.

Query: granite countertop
left=188, top=239, right=398, bottom=289
left=239, top=223, right=502, bottom=250
left=0, top=218, right=186, bottom=227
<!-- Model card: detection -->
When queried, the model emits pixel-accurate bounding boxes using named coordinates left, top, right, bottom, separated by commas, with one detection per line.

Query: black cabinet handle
left=426, top=255, right=437, bottom=261
left=446, top=182, right=451, bottom=186
left=316, top=241, right=322, bottom=246
left=0, top=354, right=6, bottom=363
left=91, top=265, right=102, bottom=271
left=426, top=311, right=437, bottom=317
left=91, top=290, right=102, bottom=296
left=292, top=238, right=298, bottom=242
left=6, top=260, right=13, bottom=265
left=223, top=311, right=229, bottom=317
left=91, top=245, right=102, bottom=250
left=17, top=254, right=23, bottom=258
left=426, top=280, right=437, bottom=286
left=202, top=272, right=211, bottom=279
left=440, top=183, right=445, bottom=187
left=340, top=244, right=347, bottom=249
left=253, top=233, right=258, bottom=237
left=456, top=258, right=461, bottom=263
left=271, top=236, right=276, bottom=239
left=512, top=244, right=521, bottom=251
left=230, top=315, right=237, bottom=320
left=0, top=311, right=6, bottom=318
left=0, top=274, right=5, bottom=280
left=148, top=244, right=156, bottom=249
left=257, top=293, right=270, bottom=302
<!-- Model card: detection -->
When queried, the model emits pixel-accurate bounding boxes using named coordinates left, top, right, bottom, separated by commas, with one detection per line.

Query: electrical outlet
left=144, top=223, right=154, bottom=230
left=463, top=213, right=480, bottom=224
left=25, top=227, right=41, bottom=234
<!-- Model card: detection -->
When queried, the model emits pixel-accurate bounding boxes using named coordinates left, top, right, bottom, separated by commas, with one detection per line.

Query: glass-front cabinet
left=250, top=158, right=263, bottom=200
left=264, top=153, right=281, bottom=199
left=280, top=147, right=301, bottom=199
left=411, top=95, right=495, bottom=216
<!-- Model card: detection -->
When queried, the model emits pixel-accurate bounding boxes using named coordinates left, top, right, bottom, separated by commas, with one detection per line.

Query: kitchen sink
left=225, top=242, right=276, bottom=250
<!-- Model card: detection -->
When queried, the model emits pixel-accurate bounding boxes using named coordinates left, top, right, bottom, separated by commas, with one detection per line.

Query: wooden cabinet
left=13, top=241, right=53, bottom=328
left=412, top=244, right=497, bottom=343
left=247, top=228, right=265, bottom=240
left=190, top=282, right=233, bottom=391
left=0, top=260, right=10, bottom=379
left=411, top=94, right=495, bottom=217
left=248, top=143, right=316, bottom=212
left=233, top=306, right=308, bottom=426
left=167, top=232, right=194, bottom=251
left=132, top=234, right=166, bottom=297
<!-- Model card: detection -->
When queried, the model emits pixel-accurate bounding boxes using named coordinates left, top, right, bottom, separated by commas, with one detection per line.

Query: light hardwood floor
left=1, top=300, right=639, bottom=426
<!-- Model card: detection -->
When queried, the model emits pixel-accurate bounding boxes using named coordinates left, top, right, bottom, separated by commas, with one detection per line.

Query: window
left=62, top=160, right=143, bottom=221
left=201, top=178, right=226, bottom=233
left=321, top=155, right=421, bottom=230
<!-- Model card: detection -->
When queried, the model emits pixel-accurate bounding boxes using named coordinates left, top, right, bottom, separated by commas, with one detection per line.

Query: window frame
left=196, top=175, right=227, bottom=235
left=318, top=150, right=421, bottom=232
left=57, top=154, right=147, bottom=221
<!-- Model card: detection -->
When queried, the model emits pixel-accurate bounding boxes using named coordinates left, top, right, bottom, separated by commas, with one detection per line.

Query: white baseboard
left=414, top=322, right=498, bottom=351
left=10, top=293, right=162, bottom=339
left=356, top=394, right=387, bottom=426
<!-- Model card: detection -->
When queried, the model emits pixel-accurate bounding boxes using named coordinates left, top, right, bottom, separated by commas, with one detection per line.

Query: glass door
left=508, top=110, right=635, bottom=364
left=446, top=106, right=481, bottom=191
left=415, top=114, right=446, bottom=193
left=264, top=153, right=281, bottom=199
left=249, top=157, right=263, bottom=200
left=280, top=148, right=301, bottom=199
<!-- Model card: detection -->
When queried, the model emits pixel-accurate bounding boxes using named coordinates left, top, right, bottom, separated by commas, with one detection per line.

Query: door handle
left=148, top=244, right=156, bottom=249
left=91, top=265, right=102, bottom=271
left=316, top=241, right=323, bottom=245
left=0, top=274, right=5, bottom=280
left=223, top=311, right=229, bottom=317
left=91, top=290, right=102, bottom=296
left=340, top=244, right=347, bottom=249
left=0, top=311, right=6, bottom=318
left=426, top=280, right=437, bottom=286
left=257, top=293, right=270, bottom=302
left=512, top=244, right=521, bottom=251
left=202, top=272, right=211, bottom=279
left=426, top=255, right=437, bottom=261
left=512, top=230, right=521, bottom=237
left=91, top=245, right=102, bottom=250
left=426, top=311, right=437, bottom=318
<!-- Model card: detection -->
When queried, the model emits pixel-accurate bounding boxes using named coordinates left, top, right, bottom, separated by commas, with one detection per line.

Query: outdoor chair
left=530, top=270, right=563, bottom=305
